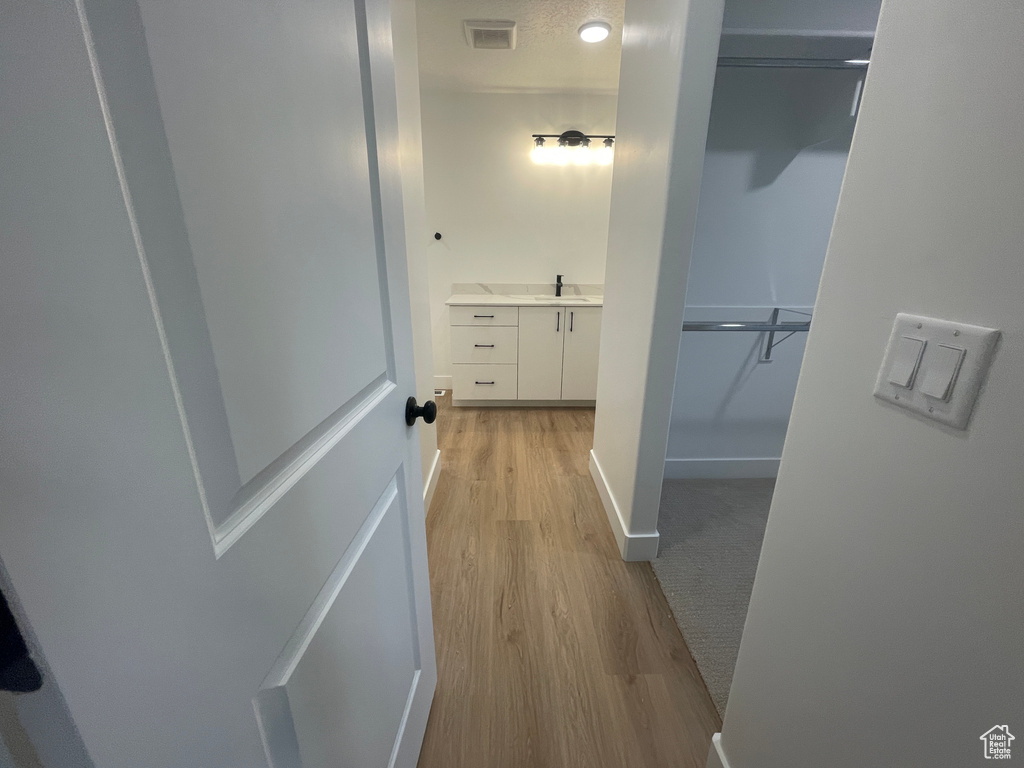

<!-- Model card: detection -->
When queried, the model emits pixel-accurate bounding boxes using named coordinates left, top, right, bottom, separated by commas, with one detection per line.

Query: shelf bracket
left=760, top=308, right=812, bottom=363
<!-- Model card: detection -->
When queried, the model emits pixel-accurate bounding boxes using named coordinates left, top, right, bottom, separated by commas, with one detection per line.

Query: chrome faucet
left=555, top=274, right=563, bottom=297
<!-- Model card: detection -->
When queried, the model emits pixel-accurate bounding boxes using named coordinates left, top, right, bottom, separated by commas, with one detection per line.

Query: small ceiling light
left=578, top=21, right=611, bottom=43
left=603, top=137, right=614, bottom=149
left=534, top=136, right=545, bottom=148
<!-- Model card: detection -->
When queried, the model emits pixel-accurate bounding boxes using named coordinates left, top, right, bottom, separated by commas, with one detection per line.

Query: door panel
left=256, top=479, right=420, bottom=768
left=561, top=308, right=603, bottom=401
left=138, top=0, right=390, bottom=488
left=518, top=307, right=565, bottom=400
left=0, top=1, right=435, bottom=766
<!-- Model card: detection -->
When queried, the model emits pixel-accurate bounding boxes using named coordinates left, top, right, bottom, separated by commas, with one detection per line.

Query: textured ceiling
left=416, top=0, right=625, bottom=94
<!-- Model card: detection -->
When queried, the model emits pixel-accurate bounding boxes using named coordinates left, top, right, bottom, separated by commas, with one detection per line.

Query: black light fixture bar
left=530, top=130, right=616, bottom=164
left=532, top=133, right=616, bottom=140
left=532, top=130, right=615, bottom=150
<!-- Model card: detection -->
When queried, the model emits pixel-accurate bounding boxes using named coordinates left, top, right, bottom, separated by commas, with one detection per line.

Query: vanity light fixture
left=578, top=21, right=611, bottom=43
left=531, top=130, right=614, bottom=166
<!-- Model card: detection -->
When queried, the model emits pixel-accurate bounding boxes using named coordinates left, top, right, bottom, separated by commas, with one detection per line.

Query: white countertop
left=446, top=293, right=604, bottom=307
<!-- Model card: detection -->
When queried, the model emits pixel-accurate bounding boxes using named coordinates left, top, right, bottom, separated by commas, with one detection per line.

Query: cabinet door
left=518, top=307, right=565, bottom=400
left=561, top=307, right=603, bottom=400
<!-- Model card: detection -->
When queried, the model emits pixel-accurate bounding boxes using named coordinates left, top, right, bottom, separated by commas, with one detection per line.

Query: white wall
left=712, top=0, right=1024, bottom=765
left=722, top=0, right=880, bottom=34
left=392, top=0, right=440, bottom=506
left=420, top=90, right=617, bottom=383
left=666, top=67, right=858, bottom=478
left=718, top=0, right=880, bottom=60
left=588, top=0, right=725, bottom=561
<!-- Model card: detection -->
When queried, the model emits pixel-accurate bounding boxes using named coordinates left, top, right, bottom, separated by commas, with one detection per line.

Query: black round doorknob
left=405, top=396, right=437, bottom=426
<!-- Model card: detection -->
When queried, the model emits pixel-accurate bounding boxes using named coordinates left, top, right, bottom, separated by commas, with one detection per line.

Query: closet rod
left=717, top=56, right=869, bottom=70
left=682, top=308, right=812, bottom=362
left=681, top=320, right=810, bottom=332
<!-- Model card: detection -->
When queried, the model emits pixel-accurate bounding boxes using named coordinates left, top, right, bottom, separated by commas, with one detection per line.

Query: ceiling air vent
left=464, top=20, right=517, bottom=50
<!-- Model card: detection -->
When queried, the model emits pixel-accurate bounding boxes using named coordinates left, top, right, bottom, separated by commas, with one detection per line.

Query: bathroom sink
left=509, top=294, right=596, bottom=303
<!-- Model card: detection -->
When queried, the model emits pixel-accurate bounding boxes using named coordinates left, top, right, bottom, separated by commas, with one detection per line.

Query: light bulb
left=531, top=137, right=547, bottom=164
left=578, top=22, right=611, bottom=43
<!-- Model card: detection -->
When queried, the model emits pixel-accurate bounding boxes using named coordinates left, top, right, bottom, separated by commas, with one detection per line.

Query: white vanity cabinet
left=449, top=299, right=602, bottom=405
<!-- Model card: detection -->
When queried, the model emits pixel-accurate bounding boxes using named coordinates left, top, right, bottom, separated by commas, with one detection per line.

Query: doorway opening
left=653, top=4, right=883, bottom=716
left=406, top=0, right=726, bottom=763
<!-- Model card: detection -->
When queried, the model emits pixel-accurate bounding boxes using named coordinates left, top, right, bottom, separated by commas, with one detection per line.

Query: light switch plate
left=874, top=313, right=1000, bottom=429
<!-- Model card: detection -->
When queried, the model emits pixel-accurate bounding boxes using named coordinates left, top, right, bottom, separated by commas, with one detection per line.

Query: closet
left=652, top=1, right=882, bottom=718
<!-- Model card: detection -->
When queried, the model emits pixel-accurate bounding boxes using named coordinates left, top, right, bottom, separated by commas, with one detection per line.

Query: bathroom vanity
left=446, top=292, right=603, bottom=405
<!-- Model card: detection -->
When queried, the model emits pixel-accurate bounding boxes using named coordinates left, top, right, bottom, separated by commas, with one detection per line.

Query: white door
left=0, top=1, right=435, bottom=767
left=518, top=307, right=566, bottom=400
left=561, top=308, right=603, bottom=401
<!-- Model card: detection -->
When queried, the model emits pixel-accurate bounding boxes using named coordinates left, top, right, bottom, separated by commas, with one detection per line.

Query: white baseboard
left=663, top=457, right=780, bottom=480
left=423, top=449, right=441, bottom=514
left=705, top=734, right=731, bottom=768
left=588, top=451, right=659, bottom=562
left=433, top=375, right=452, bottom=391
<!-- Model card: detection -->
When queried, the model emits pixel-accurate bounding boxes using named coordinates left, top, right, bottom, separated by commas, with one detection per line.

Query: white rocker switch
left=887, top=336, right=926, bottom=388
left=918, top=344, right=965, bottom=401
left=874, top=313, right=1000, bottom=430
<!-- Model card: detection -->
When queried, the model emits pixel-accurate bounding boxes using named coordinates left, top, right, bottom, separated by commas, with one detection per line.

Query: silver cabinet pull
left=474, top=344, right=495, bottom=348
left=556, top=311, right=560, bottom=332
left=473, top=314, right=494, bottom=318
left=475, top=381, right=495, bottom=385
left=570, top=311, right=574, bottom=332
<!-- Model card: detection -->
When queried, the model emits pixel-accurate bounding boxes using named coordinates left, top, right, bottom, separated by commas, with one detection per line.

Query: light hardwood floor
left=418, top=396, right=721, bottom=768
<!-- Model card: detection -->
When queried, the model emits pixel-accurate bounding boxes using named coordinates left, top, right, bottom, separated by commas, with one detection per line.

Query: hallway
left=418, top=398, right=720, bottom=767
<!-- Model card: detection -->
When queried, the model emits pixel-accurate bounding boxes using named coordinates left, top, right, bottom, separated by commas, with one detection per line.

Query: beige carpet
left=652, top=478, right=775, bottom=716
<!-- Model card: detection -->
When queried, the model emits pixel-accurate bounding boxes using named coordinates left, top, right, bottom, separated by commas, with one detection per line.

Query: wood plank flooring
left=418, top=396, right=721, bottom=768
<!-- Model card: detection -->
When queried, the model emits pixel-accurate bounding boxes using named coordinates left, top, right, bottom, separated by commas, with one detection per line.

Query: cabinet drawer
left=452, top=364, right=518, bottom=400
left=451, top=326, right=518, bottom=364
left=449, top=306, right=519, bottom=326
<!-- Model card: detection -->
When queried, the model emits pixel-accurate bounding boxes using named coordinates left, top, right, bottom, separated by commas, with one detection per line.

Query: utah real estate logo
left=980, top=725, right=1014, bottom=759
